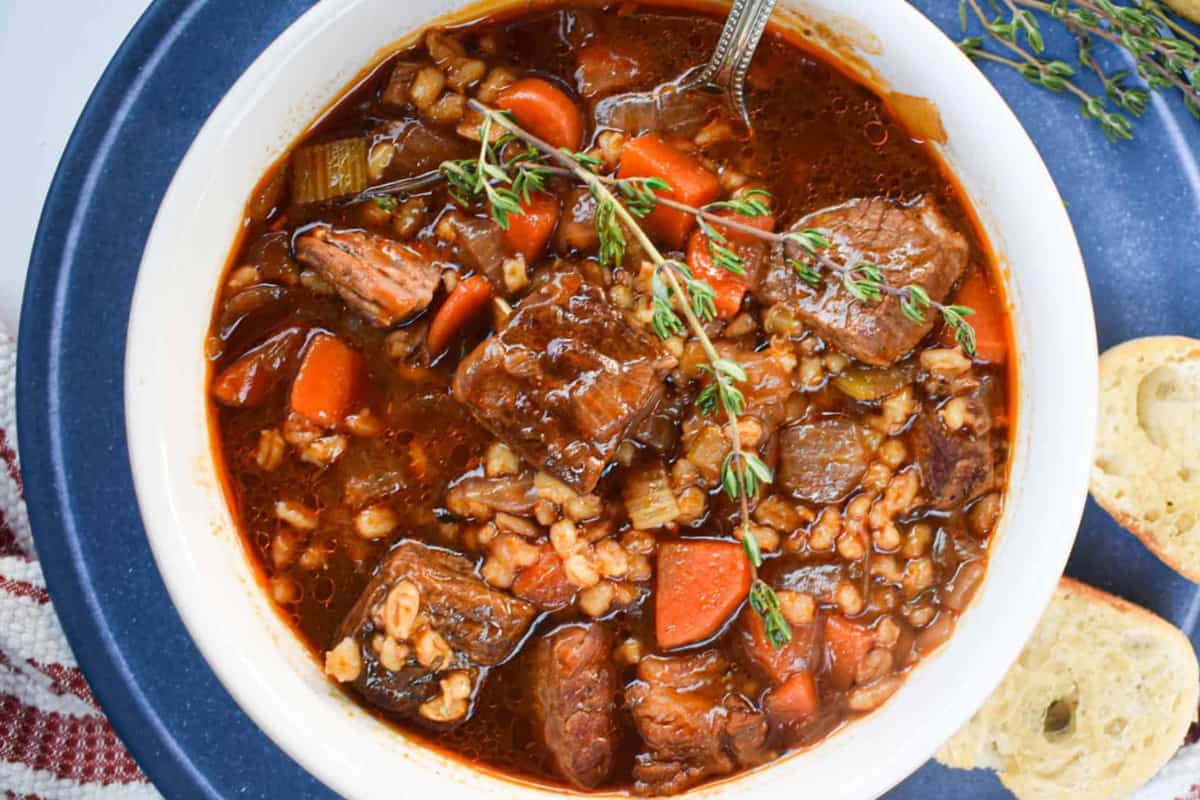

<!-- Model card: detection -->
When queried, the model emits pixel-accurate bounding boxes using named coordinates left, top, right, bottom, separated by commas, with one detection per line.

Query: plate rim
left=17, top=0, right=243, bottom=796
left=15, top=0, right=1195, bottom=798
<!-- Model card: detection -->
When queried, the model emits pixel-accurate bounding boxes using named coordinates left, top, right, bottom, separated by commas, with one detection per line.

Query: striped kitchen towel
left=0, top=332, right=156, bottom=800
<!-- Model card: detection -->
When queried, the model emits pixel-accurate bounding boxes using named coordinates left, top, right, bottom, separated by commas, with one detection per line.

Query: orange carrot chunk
left=496, top=78, right=584, bottom=151
left=655, top=540, right=752, bottom=649
left=825, top=615, right=875, bottom=691
left=764, top=670, right=819, bottom=722
left=617, top=134, right=721, bottom=248
left=512, top=547, right=576, bottom=610
left=289, top=333, right=365, bottom=427
left=941, top=268, right=1008, bottom=363
left=500, top=191, right=560, bottom=260
left=212, top=327, right=305, bottom=408
left=426, top=274, right=494, bottom=355
left=686, top=230, right=746, bottom=319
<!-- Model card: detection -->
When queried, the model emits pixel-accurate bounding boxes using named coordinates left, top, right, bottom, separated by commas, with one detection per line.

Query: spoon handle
left=695, top=0, right=779, bottom=123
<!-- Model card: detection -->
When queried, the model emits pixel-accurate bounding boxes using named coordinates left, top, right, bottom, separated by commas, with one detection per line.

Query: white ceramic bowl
left=125, top=0, right=1097, bottom=797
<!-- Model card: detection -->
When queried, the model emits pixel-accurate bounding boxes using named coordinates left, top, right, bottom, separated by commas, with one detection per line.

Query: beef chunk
left=454, top=271, right=674, bottom=493
left=911, top=412, right=994, bottom=509
left=389, top=121, right=472, bottom=176
left=756, top=197, right=968, bottom=366
left=334, top=540, right=536, bottom=722
left=446, top=214, right=511, bottom=288
left=576, top=40, right=648, bottom=99
left=626, top=651, right=774, bottom=796
left=555, top=186, right=600, bottom=255
left=531, top=624, right=619, bottom=789
left=778, top=417, right=870, bottom=503
left=716, top=343, right=791, bottom=430
left=295, top=226, right=440, bottom=327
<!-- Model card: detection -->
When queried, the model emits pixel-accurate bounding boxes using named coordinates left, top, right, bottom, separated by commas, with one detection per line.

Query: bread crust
left=1165, top=0, right=1200, bottom=23
left=937, top=577, right=1199, bottom=800
left=1091, top=335, right=1200, bottom=584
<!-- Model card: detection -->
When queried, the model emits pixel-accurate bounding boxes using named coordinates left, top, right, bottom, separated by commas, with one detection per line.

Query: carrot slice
left=289, top=333, right=365, bottom=427
left=720, top=210, right=775, bottom=244
left=512, top=548, right=576, bottom=610
left=655, top=540, right=752, bottom=649
left=738, top=605, right=822, bottom=685
left=764, top=670, right=819, bottom=722
left=500, top=191, right=560, bottom=260
left=825, top=615, right=875, bottom=691
left=686, top=230, right=746, bottom=319
left=212, top=326, right=304, bottom=408
left=941, top=268, right=1009, bottom=363
left=617, top=134, right=720, bottom=248
left=426, top=274, right=494, bottom=355
left=496, top=78, right=584, bottom=151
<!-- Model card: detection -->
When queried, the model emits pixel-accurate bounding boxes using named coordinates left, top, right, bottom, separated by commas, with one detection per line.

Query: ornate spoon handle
left=692, top=0, right=779, bottom=125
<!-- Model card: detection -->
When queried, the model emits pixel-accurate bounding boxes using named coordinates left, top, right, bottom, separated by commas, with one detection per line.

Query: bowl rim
left=124, top=0, right=1098, bottom=797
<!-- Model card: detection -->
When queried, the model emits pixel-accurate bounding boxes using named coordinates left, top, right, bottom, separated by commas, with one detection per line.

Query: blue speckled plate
left=17, top=1, right=1200, bottom=797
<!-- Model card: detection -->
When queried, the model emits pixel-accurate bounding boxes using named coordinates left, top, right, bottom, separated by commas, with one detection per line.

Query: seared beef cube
left=454, top=271, right=673, bottom=493
left=576, top=39, right=648, bottom=99
left=626, top=650, right=773, bottom=796
left=531, top=624, right=619, bottom=789
left=778, top=417, right=870, bottom=504
left=714, top=343, right=792, bottom=430
left=295, top=226, right=440, bottom=327
left=911, top=412, right=994, bottom=509
left=757, top=197, right=968, bottom=366
left=332, top=540, right=536, bottom=723
left=389, top=120, right=473, bottom=176
left=555, top=186, right=600, bottom=254
left=446, top=214, right=511, bottom=289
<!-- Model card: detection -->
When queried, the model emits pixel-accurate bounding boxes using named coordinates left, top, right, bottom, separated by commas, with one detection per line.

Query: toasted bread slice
left=1165, top=0, right=1200, bottom=23
left=937, top=577, right=1198, bottom=800
left=1091, top=336, right=1200, bottom=582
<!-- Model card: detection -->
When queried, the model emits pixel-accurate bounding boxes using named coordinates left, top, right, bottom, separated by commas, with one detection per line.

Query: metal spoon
left=595, top=0, right=779, bottom=134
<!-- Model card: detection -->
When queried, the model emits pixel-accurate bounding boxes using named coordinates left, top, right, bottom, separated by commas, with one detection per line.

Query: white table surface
left=0, top=0, right=152, bottom=335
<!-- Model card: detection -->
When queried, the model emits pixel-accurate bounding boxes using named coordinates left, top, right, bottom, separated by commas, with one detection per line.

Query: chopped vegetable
left=617, top=133, right=720, bottom=248
left=764, top=670, right=818, bottom=721
left=686, top=230, right=745, bottom=319
left=721, top=210, right=775, bottom=243
left=832, top=362, right=918, bottom=401
left=622, top=461, right=680, bottom=529
left=291, top=138, right=369, bottom=204
left=825, top=615, right=875, bottom=691
left=655, top=540, right=752, bottom=649
left=427, top=274, right=494, bottom=354
left=942, top=269, right=1008, bottom=363
left=496, top=78, right=584, bottom=151
left=289, top=333, right=366, bottom=426
left=499, top=191, right=560, bottom=260
left=512, top=547, right=576, bottom=609
left=739, top=605, right=819, bottom=684
left=212, top=327, right=305, bottom=407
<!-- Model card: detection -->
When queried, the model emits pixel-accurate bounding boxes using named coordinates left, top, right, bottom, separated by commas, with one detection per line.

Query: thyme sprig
left=957, top=0, right=1200, bottom=140
left=451, top=99, right=793, bottom=647
left=463, top=143, right=979, bottom=357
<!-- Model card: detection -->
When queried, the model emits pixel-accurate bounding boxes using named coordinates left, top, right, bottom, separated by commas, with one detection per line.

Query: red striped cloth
left=0, top=335, right=155, bottom=799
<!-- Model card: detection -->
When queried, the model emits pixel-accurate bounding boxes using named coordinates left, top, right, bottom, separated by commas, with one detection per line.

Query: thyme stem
left=470, top=99, right=789, bottom=644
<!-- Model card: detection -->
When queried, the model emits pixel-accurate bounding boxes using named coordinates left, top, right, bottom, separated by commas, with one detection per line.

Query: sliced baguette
left=1165, top=0, right=1200, bottom=23
left=936, top=577, right=1198, bottom=800
left=1091, top=336, right=1200, bottom=582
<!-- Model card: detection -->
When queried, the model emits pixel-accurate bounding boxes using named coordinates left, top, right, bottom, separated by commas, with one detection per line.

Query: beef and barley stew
left=208, top=3, right=1014, bottom=794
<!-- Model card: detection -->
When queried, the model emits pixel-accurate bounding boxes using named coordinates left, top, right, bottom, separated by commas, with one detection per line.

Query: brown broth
left=209, top=2, right=1016, bottom=793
